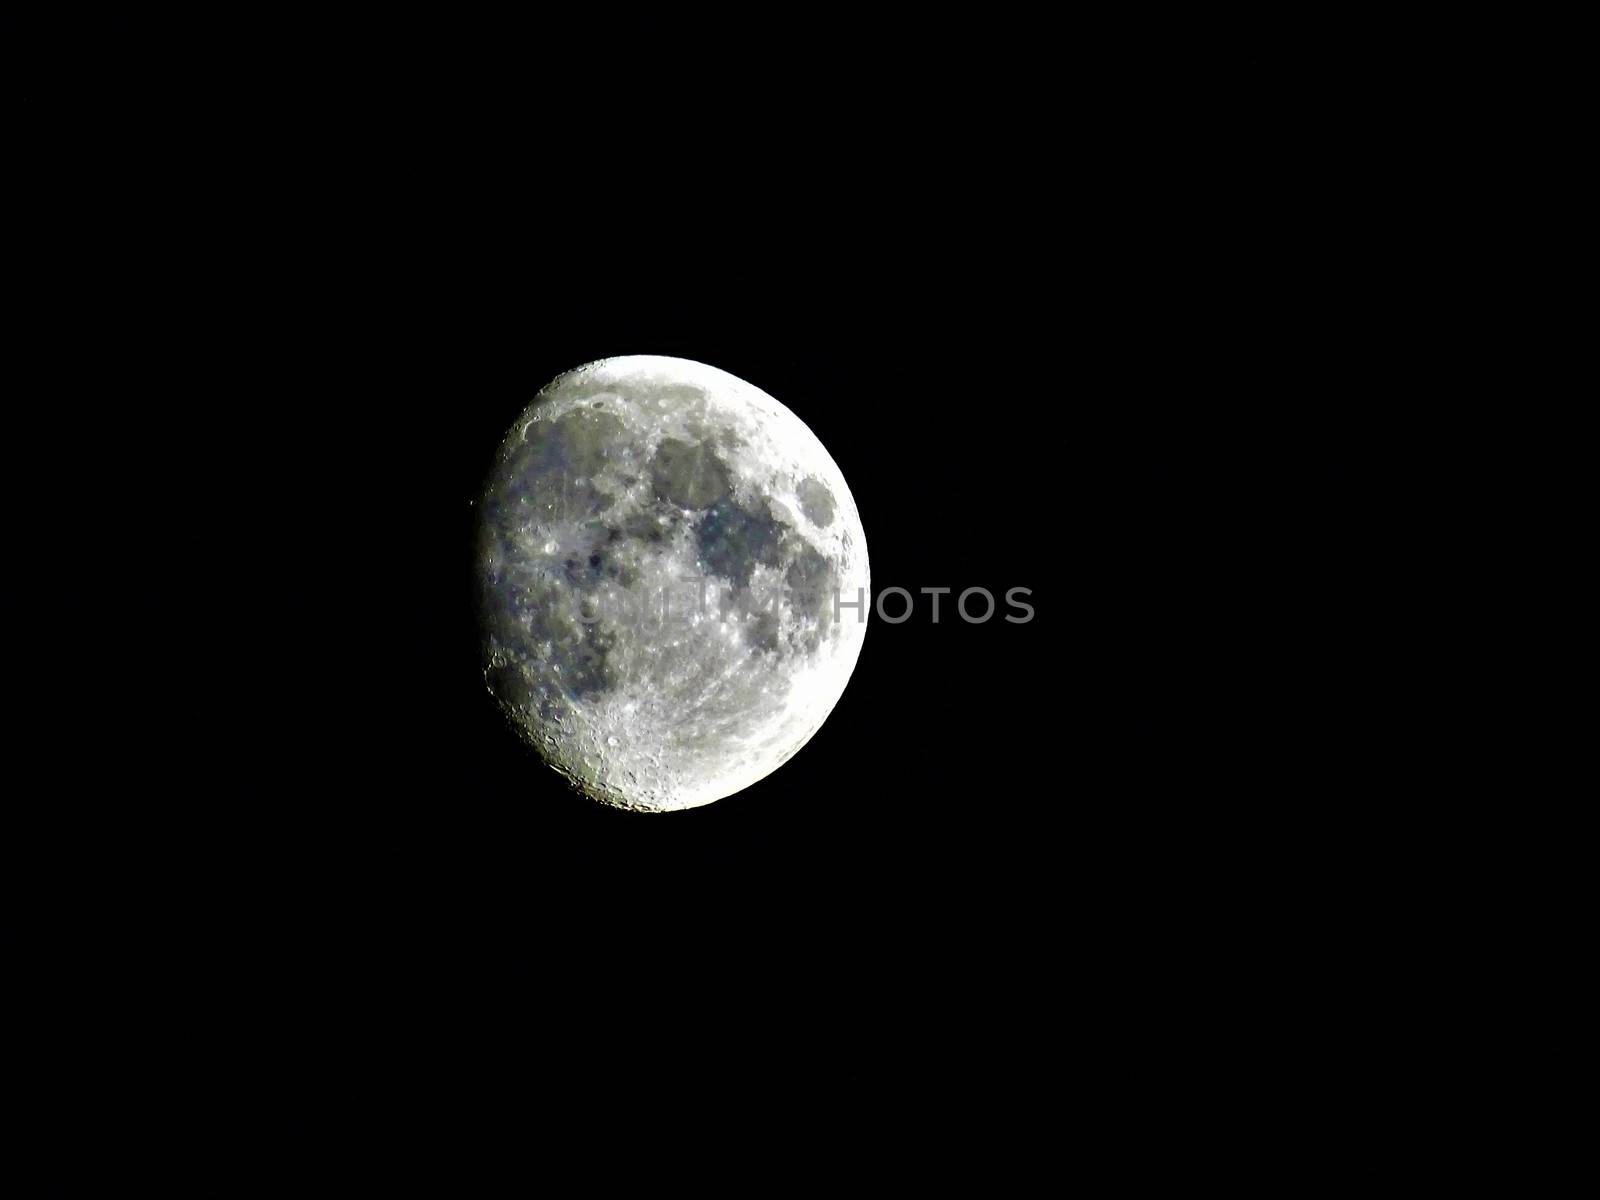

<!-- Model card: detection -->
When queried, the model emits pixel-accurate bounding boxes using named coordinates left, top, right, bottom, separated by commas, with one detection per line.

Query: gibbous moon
left=476, top=356, right=869, bottom=811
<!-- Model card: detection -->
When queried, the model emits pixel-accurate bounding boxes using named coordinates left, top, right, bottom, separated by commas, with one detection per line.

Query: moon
left=475, top=356, right=869, bottom=812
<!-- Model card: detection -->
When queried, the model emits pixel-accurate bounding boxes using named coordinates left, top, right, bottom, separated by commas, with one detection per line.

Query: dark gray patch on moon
left=502, top=407, right=624, bottom=521
left=485, top=660, right=535, bottom=711
left=746, top=609, right=781, bottom=654
left=651, top=438, right=733, bottom=509
left=563, top=522, right=640, bottom=588
left=515, top=585, right=616, bottom=699
left=695, top=493, right=787, bottom=589
left=622, top=502, right=681, bottom=545
left=482, top=582, right=618, bottom=714
left=564, top=621, right=617, bottom=699
left=796, top=476, right=836, bottom=527
left=784, top=541, right=837, bottom=653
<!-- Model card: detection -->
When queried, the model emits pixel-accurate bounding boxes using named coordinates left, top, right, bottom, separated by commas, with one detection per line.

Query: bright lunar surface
left=476, top=356, right=869, bottom=812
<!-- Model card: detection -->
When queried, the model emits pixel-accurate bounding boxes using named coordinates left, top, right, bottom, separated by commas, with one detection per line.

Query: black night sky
left=242, top=196, right=1376, bottom=1016
left=11, top=16, right=1397, bottom=1165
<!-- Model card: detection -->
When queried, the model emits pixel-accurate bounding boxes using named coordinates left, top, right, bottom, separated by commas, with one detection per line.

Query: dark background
left=250, top=176, right=1377, bottom=1020
left=11, top=17, right=1400, bottom=1155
